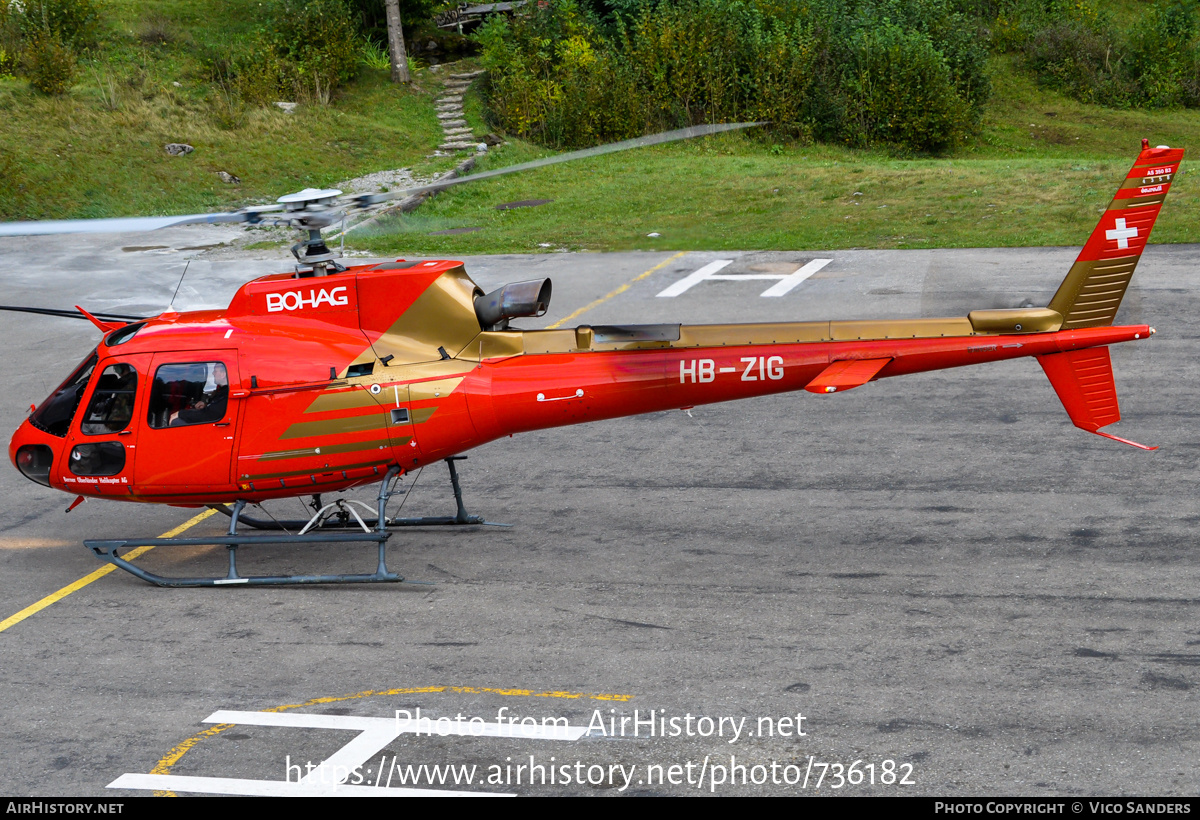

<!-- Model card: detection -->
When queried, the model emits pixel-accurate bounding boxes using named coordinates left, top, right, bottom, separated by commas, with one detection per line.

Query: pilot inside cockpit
left=149, top=362, right=229, bottom=429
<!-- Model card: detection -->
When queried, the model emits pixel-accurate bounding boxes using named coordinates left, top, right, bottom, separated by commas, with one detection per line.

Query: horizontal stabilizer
left=806, top=358, right=891, bottom=394
left=1037, top=347, right=1156, bottom=450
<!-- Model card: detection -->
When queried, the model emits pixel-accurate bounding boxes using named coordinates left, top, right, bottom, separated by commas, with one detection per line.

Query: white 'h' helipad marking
left=656, top=258, right=833, bottom=298
left=108, top=709, right=588, bottom=796
left=1106, top=218, right=1138, bottom=249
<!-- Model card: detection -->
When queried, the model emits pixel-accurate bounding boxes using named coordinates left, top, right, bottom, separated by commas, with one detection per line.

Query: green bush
left=992, top=0, right=1200, bottom=111
left=0, top=48, right=17, bottom=78
left=1185, top=52, right=1200, bottom=107
left=0, top=4, right=20, bottom=74
left=842, top=24, right=972, bottom=152
left=1023, top=19, right=1117, bottom=103
left=24, top=30, right=75, bottom=94
left=477, top=0, right=988, bottom=153
left=268, top=0, right=361, bottom=91
left=220, top=0, right=362, bottom=104
left=2, top=0, right=103, bottom=95
left=1125, top=0, right=1198, bottom=108
left=16, top=0, right=103, bottom=50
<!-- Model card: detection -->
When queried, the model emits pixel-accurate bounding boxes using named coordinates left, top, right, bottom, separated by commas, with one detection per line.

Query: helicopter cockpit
left=16, top=350, right=99, bottom=486
left=15, top=337, right=242, bottom=490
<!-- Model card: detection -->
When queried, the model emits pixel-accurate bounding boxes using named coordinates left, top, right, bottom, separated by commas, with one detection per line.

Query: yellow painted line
left=150, top=721, right=234, bottom=798
left=151, top=723, right=235, bottom=775
left=151, top=683, right=635, bottom=794
left=0, top=508, right=218, bottom=634
left=265, top=685, right=632, bottom=713
left=546, top=251, right=687, bottom=329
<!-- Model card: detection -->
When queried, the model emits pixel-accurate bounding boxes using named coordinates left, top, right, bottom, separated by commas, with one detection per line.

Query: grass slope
left=0, top=0, right=454, bottom=221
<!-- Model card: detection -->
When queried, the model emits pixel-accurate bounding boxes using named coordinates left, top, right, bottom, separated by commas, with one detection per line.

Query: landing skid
left=86, top=466, right=430, bottom=587
left=209, top=456, right=510, bottom=531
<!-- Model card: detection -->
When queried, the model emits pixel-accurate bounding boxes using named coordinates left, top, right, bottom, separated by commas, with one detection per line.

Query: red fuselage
left=8, top=260, right=1149, bottom=506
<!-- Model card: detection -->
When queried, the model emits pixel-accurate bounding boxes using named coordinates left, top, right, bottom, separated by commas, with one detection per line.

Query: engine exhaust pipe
left=474, top=278, right=552, bottom=330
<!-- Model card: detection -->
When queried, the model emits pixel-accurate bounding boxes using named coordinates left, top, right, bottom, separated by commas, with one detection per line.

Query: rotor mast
left=276, top=188, right=345, bottom=277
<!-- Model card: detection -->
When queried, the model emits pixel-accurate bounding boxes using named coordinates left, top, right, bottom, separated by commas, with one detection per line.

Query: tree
left=384, top=0, right=411, bottom=82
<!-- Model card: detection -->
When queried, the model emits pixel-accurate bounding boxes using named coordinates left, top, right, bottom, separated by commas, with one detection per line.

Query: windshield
left=28, top=350, right=98, bottom=438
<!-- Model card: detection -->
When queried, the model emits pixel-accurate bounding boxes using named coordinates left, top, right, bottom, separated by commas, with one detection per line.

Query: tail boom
left=474, top=323, right=1152, bottom=441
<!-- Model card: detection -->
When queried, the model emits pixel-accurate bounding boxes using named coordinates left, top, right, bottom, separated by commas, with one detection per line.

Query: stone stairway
left=437, top=70, right=484, bottom=152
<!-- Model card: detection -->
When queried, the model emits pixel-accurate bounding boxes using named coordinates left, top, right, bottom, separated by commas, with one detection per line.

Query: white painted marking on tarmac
left=656, top=258, right=832, bottom=297
left=109, top=709, right=588, bottom=797
left=656, top=260, right=733, bottom=297
left=759, top=259, right=833, bottom=297
left=108, top=773, right=503, bottom=797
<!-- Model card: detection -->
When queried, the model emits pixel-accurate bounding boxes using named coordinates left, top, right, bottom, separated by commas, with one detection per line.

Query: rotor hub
left=277, top=188, right=343, bottom=212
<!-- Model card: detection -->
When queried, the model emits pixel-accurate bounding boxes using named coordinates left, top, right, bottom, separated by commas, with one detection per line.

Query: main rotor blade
left=0, top=305, right=145, bottom=322
left=0, top=121, right=761, bottom=236
left=350, top=121, right=764, bottom=208
left=0, top=211, right=268, bottom=237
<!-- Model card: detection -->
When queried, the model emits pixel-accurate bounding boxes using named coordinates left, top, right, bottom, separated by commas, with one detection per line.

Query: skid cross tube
left=84, top=466, right=418, bottom=587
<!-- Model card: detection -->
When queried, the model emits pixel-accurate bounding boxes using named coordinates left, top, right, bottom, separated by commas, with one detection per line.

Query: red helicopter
left=3, top=129, right=1183, bottom=587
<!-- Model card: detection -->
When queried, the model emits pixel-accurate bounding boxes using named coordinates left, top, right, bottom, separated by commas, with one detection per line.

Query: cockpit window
left=29, top=351, right=98, bottom=438
left=81, top=363, right=137, bottom=435
left=147, top=362, right=229, bottom=429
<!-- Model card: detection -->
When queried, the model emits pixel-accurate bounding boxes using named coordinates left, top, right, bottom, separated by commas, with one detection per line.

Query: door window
left=147, top=362, right=229, bottom=429
left=81, top=363, right=137, bottom=435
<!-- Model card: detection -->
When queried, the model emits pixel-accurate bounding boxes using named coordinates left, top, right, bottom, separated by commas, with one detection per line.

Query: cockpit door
left=59, top=354, right=146, bottom=497
left=134, top=352, right=241, bottom=491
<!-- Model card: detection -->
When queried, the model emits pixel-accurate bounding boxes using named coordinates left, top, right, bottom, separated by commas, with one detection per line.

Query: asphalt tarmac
left=1, top=230, right=1198, bottom=797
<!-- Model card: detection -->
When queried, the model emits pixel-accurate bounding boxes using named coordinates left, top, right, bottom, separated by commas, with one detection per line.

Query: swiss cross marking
left=1106, top=217, right=1138, bottom=250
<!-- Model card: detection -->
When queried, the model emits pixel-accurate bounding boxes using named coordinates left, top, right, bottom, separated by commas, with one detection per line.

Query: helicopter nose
left=9, top=420, right=58, bottom=488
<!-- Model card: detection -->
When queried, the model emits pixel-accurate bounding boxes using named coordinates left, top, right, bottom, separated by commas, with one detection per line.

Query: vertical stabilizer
left=1047, top=142, right=1184, bottom=329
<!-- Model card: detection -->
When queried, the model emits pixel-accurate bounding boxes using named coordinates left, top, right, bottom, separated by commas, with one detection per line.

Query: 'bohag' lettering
left=266, top=286, right=349, bottom=313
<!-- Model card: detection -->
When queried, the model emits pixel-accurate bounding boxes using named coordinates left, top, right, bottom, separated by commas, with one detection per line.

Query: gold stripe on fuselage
left=281, top=413, right=389, bottom=440
left=257, top=437, right=397, bottom=462
left=304, top=388, right=381, bottom=414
